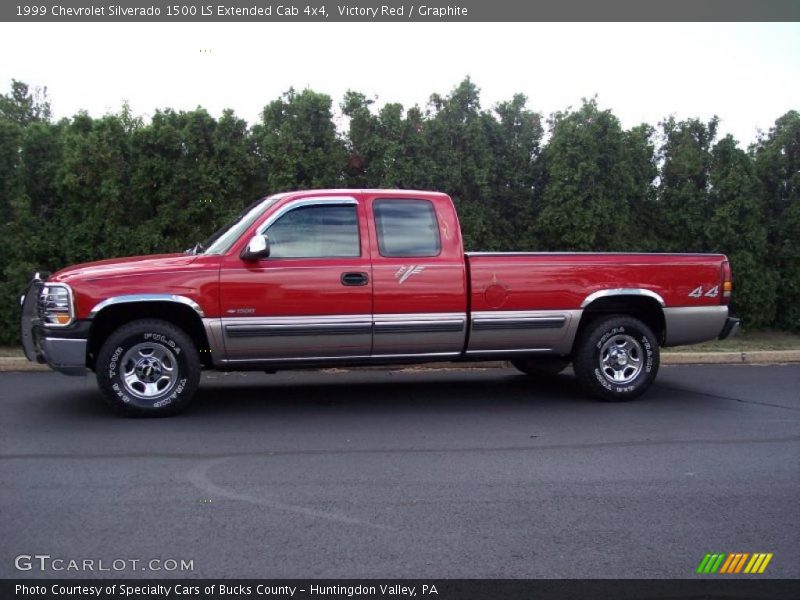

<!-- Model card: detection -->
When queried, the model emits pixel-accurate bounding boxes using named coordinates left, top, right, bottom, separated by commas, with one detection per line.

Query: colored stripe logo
left=697, top=552, right=773, bottom=574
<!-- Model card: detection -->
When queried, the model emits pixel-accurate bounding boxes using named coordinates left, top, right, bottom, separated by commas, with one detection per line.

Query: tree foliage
left=753, top=111, right=800, bottom=330
left=707, top=136, right=774, bottom=327
left=0, top=78, right=796, bottom=345
left=537, top=99, right=653, bottom=250
left=656, top=116, right=719, bottom=252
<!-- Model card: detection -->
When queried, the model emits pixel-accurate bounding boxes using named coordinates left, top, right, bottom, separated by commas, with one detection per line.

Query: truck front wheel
left=96, top=319, right=201, bottom=416
left=573, top=315, right=659, bottom=402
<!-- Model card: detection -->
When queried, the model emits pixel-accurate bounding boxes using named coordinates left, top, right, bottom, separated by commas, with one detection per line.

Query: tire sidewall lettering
left=111, top=382, right=131, bottom=404
left=593, top=367, right=613, bottom=390
left=596, top=325, right=625, bottom=350
left=153, top=378, right=186, bottom=409
left=142, top=332, right=181, bottom=355
left=108, top=346, right=124, bottom=379
left=641, top=334, right=654, bottom=373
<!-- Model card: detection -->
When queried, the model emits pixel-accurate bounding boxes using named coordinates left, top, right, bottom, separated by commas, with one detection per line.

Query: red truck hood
left=50, top=253, right=199, bottom=283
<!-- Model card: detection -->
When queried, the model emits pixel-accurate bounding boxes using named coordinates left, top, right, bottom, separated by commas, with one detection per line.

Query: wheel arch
left=87, top=297, right=211, bottom=370
left=574, top=290, right=666, bottom=353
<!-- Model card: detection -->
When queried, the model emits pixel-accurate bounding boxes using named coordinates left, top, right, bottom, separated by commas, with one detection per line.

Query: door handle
left=341, top=272, right=369, bottom=286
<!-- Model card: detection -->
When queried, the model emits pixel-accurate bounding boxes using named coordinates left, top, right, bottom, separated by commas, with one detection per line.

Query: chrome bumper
left=663, top=306, right=740, bottom=347
left=718, top=317, right=741, bottom=341
left=663, top=306, right=728, bottom=346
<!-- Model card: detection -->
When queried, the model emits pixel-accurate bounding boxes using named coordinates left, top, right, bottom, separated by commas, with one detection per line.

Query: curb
left=660, top=350, right=800, bottom=365
left=2, top=351, right=799, bottom=373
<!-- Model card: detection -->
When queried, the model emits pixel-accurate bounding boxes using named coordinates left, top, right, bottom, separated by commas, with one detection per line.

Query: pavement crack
left=187, top=457, right=396, bottom=531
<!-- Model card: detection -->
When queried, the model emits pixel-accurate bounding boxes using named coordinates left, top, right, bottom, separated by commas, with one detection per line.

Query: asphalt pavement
left=1, top=364, right=798, bottom=579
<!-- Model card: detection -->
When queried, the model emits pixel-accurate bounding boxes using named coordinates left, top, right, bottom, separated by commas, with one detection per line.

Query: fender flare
left=88, top=294, right=205, bottom=319
left=580, top=288, right=666, bottom=309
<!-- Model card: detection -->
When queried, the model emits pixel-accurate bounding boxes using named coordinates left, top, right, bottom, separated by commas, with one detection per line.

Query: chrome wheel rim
left=599, top=334, right=644, bottom=385
left=120, top=342, right=179, bottom=400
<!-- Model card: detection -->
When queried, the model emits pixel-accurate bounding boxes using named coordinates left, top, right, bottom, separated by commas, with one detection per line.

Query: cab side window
left=374, top=199, right=441, bottom=257
left=267, top=204, right=360, bottom=258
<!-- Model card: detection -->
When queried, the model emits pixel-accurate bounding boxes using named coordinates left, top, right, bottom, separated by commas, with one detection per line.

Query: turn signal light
left=721, top=260, right=733, bottom=304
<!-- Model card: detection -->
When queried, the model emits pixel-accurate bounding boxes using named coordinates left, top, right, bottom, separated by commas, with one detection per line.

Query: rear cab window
left=373, top=199, right=441, bottom=257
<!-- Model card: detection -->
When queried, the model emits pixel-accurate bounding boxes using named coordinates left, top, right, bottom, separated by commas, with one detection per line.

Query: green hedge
left=1, top=79, right=798, bottom=344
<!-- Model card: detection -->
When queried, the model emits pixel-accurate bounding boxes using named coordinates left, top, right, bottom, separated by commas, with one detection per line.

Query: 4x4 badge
left=395, top=265, right=425, bottom=285
left=689, top=285, right=719, bottom=298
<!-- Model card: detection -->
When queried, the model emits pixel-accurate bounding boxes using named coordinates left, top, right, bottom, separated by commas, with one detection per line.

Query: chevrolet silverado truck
left=20, top=189, right=740, bottom=415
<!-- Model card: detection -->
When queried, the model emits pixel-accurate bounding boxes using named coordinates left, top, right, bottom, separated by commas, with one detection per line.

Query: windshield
left=201, top=195, right=283, bottom=255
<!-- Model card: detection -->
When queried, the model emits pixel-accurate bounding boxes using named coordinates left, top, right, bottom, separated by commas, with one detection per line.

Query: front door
left=219, top=196, right=373, bottom=363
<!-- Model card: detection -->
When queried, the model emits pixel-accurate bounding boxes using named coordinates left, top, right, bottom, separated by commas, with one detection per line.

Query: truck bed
left=464, top=252, right=729, bottom=354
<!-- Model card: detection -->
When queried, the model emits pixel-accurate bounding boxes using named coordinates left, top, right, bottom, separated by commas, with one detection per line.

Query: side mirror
left=240, top=234, right=270, bottom=260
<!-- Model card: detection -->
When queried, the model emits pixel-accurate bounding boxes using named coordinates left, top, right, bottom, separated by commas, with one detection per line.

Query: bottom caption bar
left=3, top=580, right=800, bottom=600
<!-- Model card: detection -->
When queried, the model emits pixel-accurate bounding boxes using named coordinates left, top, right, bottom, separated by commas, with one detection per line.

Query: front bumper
left=20, top=277, right=88, bottom=376
left=37, top=329, right=89, bottom=375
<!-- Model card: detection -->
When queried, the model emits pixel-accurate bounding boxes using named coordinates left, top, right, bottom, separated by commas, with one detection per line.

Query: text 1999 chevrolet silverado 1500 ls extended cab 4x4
left=20, top=189, right=740, bottom=415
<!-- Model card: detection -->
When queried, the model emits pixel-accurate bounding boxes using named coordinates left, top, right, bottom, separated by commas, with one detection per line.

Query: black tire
left=511, top=357, right=570, bottom=377
left=573, top=315, right=659, bottom=402
left=96, top=319, right=201, bottom=416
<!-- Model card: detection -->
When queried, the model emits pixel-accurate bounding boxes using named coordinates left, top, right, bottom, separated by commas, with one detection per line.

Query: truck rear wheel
left=96, top=319, right=201, bottom=416
left=573, top=315, right=659, bottom=402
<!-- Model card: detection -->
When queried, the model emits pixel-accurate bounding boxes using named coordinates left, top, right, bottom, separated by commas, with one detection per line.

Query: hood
left=50, top=253, right=199, bottom=283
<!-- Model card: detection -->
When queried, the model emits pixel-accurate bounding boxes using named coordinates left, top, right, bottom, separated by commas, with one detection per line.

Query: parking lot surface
left=1, top=364, right=798, bottom=578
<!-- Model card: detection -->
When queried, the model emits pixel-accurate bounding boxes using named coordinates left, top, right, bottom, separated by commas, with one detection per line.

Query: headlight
left=38, top=283, right=74, bottom=326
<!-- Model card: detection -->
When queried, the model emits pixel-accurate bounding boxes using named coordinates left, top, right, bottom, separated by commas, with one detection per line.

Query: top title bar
left=4, top=0, right=800, bottom=22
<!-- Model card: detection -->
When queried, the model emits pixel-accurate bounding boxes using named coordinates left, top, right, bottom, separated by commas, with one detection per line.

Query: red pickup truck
left=20, top=189, right=739, bottom=415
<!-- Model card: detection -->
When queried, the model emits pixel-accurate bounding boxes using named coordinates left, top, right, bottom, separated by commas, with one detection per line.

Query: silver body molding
left=467, top=310, right=582, bottom=356
left=89, top=294, right=205, bottom=319
left=220, top=314, right=373, bottom=360
left=373, top=312, right=466, bottom=355
left=202, top=304, right=732, bottom=364
left=215, top=313, right=466, bottom=362
left=202, top=310, right=581, bottom=366
left=202, top=318, right=228, bottom=367
left=663, top=306, right=729, bottom=347
left=219, top=351, right=462, bottom=366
